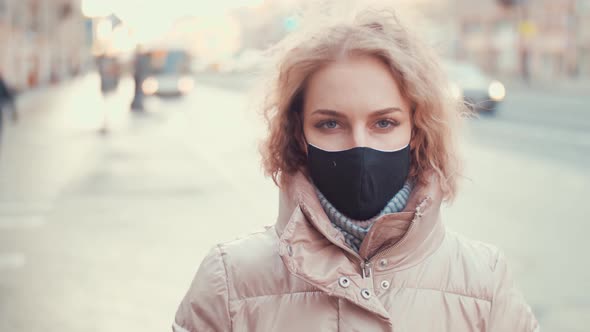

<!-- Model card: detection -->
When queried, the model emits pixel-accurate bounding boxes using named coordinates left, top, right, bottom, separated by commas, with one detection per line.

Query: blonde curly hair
left=259, top=5, right=466, bottom=202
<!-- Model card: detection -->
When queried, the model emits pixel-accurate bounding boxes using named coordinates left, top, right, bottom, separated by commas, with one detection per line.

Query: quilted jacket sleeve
left=488, top=250, right=540, bottom=332
left=172, top=245, right=232, bottom=332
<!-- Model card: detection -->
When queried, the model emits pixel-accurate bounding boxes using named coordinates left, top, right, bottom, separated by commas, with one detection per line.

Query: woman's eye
left=376, top=120, right=394, bottom=129
left=318, top=120, right=339, bottom=129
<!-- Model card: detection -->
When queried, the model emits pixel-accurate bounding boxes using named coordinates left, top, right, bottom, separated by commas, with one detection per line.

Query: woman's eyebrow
left=371, top=107, right=403, bottom=116
left=311, top=107, right=402, bottom=117
left=311, top=109, right=346, bottom=118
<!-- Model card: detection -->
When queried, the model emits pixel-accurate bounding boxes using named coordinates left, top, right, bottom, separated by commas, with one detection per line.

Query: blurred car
left=140, top=49, right=194, bottom=97
left=443, top=60, right=506, bottom=113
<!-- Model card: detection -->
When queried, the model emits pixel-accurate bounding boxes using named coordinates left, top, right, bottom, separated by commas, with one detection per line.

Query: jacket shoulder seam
left=402, top=286, right=492, bottom=303
left=216, top=244, right=233, bottom=331
left=230, top=290, right=325, bottom=303
left=172, top=321, right=192, bottom=332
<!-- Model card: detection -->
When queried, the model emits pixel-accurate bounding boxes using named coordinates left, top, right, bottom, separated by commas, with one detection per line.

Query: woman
left=173, top=7, right=539, bottom=332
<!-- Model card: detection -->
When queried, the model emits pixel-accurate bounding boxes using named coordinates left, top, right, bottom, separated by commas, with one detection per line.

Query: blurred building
left=0, top=0, right=90, bottom=91
left=453, top=0, right=590, bottom=80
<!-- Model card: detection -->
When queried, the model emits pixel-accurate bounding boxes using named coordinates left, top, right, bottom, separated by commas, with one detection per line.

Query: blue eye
left=324, top=121, right=338, bottom=128
left=376, top=120, right=393, bottom=128
left=316, top=120, right=339, bottom=129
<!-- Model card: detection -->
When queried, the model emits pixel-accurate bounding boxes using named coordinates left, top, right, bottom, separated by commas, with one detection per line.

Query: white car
left=140, top=49, right=194, bottom=97
left=443, top=60, right=506, bottom=113
left=142, top=74, right=194, bottom=97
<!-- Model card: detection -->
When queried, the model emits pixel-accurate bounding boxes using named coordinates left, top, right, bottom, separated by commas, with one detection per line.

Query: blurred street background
left=0, top=0, right=589, bottom=331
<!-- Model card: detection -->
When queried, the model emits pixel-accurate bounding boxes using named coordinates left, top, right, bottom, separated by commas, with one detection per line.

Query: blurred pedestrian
left=97, top=55, right=120, bottom=96
left=130, top=48, right=149, bottom=111
left=172, top=6, right=539, bottom=332
left=96, top=55, right=121, bottom=134
left=0, top=71, right=17, bottom=130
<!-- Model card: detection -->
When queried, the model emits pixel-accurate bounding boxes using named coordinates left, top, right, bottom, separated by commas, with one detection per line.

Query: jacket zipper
left=302, top=196, right=431, bottom=280
left=360, top=196, right=431, bottom=279
left=361, top=260, right=372, bottom=279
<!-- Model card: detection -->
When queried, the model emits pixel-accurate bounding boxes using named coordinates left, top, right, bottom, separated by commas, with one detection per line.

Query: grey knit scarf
left=315, top=181, right=414, bottom=252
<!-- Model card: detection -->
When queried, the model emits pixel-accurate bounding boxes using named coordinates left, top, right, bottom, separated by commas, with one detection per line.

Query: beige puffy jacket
left=173, top=172, right=539, bottom=331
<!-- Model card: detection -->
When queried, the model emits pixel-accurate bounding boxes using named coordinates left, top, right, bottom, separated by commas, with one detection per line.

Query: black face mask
left=307, top=143, right=411, bottom=220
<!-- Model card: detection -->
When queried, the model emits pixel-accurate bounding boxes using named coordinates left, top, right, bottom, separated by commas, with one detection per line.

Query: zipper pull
left=414, top=196, right=431, bottom=219
left=361, top=261, right=372, bottom=279
left=415, top=205, right=423, bottom=218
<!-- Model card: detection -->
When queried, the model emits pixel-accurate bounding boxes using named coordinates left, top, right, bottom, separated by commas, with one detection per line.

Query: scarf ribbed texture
left=315, top=181, right=414, bottom=252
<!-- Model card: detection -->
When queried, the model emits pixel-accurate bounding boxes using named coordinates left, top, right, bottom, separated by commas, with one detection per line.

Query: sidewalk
left=14, top=72, right=101, bottom=112
left=0, top=76, right=277, bottom=332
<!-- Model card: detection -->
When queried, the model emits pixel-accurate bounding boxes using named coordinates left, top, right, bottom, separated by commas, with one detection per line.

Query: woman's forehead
left=303, top=55, right=408, bottom=115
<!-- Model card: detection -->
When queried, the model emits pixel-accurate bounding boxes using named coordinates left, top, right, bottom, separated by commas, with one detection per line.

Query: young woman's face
left=303, top=55, right=412, bottom=152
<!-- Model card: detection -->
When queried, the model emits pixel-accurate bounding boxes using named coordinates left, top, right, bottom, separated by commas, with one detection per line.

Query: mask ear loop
left=300, top=111, right=309, bottom=154
left=301, top=134, right=313, bottom=180
left=409, top=106, right=417, bottom=149
left=301, top=131, right=309, bottom=155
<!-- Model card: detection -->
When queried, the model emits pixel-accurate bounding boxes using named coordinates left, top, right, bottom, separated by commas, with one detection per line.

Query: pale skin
left=302, top=55, right=412, bottom=152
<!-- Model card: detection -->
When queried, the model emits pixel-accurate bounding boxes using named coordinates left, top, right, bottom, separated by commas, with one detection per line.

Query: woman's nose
left=350, top=125, right=367, bottom=148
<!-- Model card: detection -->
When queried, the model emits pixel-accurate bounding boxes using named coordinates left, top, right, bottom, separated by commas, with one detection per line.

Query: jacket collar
left=275, top=171, right=446, bottom=318
left=275, top=172, right=444, bottom=278
left=275, top=173, right=445, bottom=320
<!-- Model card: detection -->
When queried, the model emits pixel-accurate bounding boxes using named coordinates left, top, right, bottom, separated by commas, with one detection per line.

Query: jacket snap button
left=380, top=280, right=390, bottom=290
left=379, top=259, right=388, bottom=267
left=338, top=276, right=350, bottom=288
left=361, top=288, right=371, bottom=299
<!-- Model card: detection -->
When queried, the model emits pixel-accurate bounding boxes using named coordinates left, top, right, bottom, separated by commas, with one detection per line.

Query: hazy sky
left=82, top=0, right=265, bottom=22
